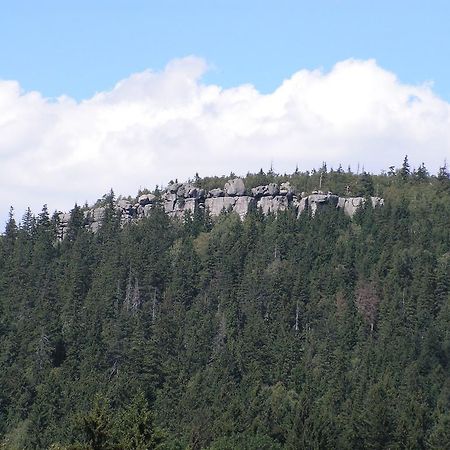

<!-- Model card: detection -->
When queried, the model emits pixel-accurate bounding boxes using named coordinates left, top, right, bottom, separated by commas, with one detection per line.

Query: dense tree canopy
left=0, top=162, right=449, bottom=449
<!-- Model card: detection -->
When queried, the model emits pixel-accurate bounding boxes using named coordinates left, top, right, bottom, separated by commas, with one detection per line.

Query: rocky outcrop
left=234, top=196, right=256, bottom=219
left=337, top=196, right=385, bottom=217
left=56, top=212, right=72, bottom=239
left=251, top=183, right=280, bottom=198
left=304, top=192, right=339, bottom=217
left=204, top=196, right=233, bottom=216
left=138, top=194, right=156, bottom=206
left=257, top=196, right=289, bottom=215
left=56, top=177, right=384, bottom=237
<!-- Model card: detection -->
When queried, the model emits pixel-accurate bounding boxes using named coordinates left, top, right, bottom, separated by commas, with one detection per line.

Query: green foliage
left=0, top=162, right=449, bottom=449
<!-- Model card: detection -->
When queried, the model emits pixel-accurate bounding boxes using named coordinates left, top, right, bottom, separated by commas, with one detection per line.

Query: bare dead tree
left=355, top=279, right=381, bottom=334
left=124, top=271, right=142, bottom=313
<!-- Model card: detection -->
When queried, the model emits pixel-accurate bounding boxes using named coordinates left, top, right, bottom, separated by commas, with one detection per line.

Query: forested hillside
left=0, top=162, right=449, bottom=449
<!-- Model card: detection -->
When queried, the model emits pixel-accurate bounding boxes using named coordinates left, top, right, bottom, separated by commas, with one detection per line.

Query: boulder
left=251, top=183, right=279, bottom=197
left=138, top=193, right=156, bottom=206
left=224, top=178, right=245, bottom=196
left=251, top=185, right=267, bottom=197
left=209, top=188, right=224, bottom=198
left=187, top=186, right=206, bottom=200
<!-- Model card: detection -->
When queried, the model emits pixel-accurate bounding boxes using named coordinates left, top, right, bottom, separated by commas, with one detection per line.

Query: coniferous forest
left=0, top=161, right=449, bottom=449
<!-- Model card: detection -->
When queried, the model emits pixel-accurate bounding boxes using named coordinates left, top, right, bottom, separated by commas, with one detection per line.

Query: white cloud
left=1, top=56, right=449, bottom=223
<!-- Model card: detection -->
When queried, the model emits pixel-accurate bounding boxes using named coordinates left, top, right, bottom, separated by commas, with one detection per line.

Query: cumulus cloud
left=1, top=56, right=449, bottom=222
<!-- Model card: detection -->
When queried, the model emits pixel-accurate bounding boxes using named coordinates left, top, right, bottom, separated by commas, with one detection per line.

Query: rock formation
left=56, top=178, right=384, bottom=237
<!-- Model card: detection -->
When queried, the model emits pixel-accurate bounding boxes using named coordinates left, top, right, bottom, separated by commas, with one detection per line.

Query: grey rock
left=176, top=184, right=186, bottom=197
left=251, top=185, right=267, bottom=197
left=267, top=183, right=279, bottom=196
left=120, top=206, right=134, bottom=221
left=143, top=204, right=153, bottom=217
left=307, top=193, right=339, bottom=216
left=310, top=202, right=319, bottom=216
left=166, top=198, right=198, bottom=218
left=138, top=193, right=156, bottom=206
left=58, top=212, right=71, bottom=224
left=337, top=197, right=346, bottom=209
left=205, top=197, right=236, bottom=216
left=187, top=186, right=206, bottom=200
left=342, top=197, right=364, bottom=217
left=224, top=178, right=245, bottom=196
left=371, top=197, right=384, bottom=208
left=167, top=182, right=181, bottom=194
left=117, top=199, right=132, bottom=210
left=181, top=198, right=197, bottom=215
left=176, top=183, right=195, bottom=198
left=297, top=198, right=308, bottom=217
left=280, top=182, right=294, bottom=196
left=233, top=196, right=255, bottom=219
left=136, top=205, right=145, bottom=217
left=257, top=196, right=288, bottom=214
left=184, top=198, right=198, bottom=212
left=92, top=207, right=106, bottom=222
left=164, top=199, right=176, bottom=214
left=90, top=221, right=101, bottom=233
left=163, top=192, right=177, bottom=202
left=336, top=196, right=384, bottom=218
left=308, top=193, right=329, bottom=204
left=55, top=179, right=386, bottom=238
left=251, top=183, right=279, bottom=197
left=209, top=188, right=224, bottom=198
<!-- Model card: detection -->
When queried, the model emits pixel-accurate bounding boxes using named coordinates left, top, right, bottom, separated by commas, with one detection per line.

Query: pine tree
left=414, top=162, right=429, bottom=182
left=400, top=155, right=411, bottom=182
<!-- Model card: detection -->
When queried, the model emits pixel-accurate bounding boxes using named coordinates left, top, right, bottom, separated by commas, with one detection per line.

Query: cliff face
left=57, top=178, right=384, bottom=237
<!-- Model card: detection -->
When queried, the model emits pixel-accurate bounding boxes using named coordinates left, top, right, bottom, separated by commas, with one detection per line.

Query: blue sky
left=1, top=1, right=450, bottom=225
left=1, top=0, right=450, bottom=100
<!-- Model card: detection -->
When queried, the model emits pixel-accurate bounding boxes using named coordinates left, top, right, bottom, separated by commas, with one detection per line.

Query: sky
left=1, top=0, right=450, bottom=225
